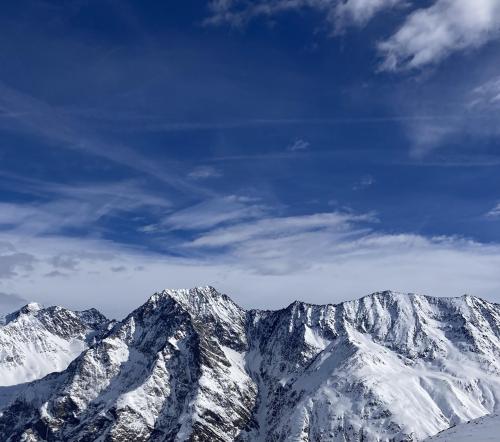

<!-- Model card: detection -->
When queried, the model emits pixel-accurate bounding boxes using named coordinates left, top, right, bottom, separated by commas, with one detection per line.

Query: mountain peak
left=18, top=301, right=43, bottom=314
left=21, top=301, right=43, bottom=311
left=162, top=285, right=223, bottom=302
left=148, top=285, right=244, bottom=316
left=0, top=302, right=110, bottom=387
left=3, top=302, right=44, bottom=324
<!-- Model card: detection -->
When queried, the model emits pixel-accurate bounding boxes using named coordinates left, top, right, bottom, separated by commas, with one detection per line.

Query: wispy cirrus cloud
left=402, top=72, right=500, bottom=156
left=187, top=165, right=222, bottom=180
left=3, top=193, right=500, bottom=316
left=0, top=81, right=210, bottom=198
left=186, top=211, right=371, bottom=248
left=334, top=0, right=403, bottom=31
left=0, top=176, right=171, bottom=237
left=141, top=195, right=268, bottom=233
left=287, top=138, right=310, bottom=152
left=353, top=175, right=375, bottom=190
left=470, top=75, right=500, bottom=109
left=183, top=211, right=374, bottom=274
left=206, top=0, right=404, bottom=32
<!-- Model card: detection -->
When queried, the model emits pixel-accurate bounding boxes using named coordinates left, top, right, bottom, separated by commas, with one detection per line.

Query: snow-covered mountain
left=0, top=302, right=110, bottom=387
left=0, top=287, right=499, bottom=441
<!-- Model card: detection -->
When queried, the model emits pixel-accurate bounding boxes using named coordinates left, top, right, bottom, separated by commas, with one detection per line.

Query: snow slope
left=0, top=302, right=110, bottom=386
left=427, top=413, right=500, bottom=441
left=241, top=293, right=500, bottom=441
left=0, top=288, right=499, bottom=441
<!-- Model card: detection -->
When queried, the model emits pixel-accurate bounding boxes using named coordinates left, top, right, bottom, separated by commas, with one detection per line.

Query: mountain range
left=0, top=287, right=499, bottom=441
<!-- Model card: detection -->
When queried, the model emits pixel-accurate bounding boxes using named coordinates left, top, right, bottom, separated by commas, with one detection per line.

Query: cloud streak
left=0, top=81, right=211, bottom=198
left=353, top=175, right=375, bottom=190
left=287, top=138, right=310, bottom=152
left=401, top=72, right=500, bottom=156
left=188, top=166, right=222, bottom=180
left=486, top=203, right=500, bottom=218
left=206, top=0, right=403, bottom=32
left=0, top=176, right=171, bottom=237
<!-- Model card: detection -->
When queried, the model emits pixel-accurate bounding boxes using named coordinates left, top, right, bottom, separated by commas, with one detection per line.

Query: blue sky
left=1, top=0, right=500, bottom=317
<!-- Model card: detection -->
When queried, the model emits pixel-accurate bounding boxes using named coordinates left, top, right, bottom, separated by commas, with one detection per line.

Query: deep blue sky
left=1, top=0, right=500, bottom=317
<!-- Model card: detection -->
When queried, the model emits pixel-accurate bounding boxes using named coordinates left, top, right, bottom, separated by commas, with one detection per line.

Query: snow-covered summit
left=2, top=302, right=43, bottom=324
left=0, top=303, right=110, bottom=387
left=151, top=286, right=244, bottom=318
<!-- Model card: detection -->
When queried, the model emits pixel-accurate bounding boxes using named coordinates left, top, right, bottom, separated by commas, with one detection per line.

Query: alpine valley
left=1, top=286, right=500, bottom=442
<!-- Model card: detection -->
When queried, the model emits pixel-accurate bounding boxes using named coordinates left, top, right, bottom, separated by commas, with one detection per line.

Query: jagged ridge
left=0, top=302, right=110, bottom=388
left=0, top=287, right=500, bottom=442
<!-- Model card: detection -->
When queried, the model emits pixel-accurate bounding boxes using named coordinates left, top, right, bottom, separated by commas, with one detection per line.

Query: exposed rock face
left=0, top=302, right=110, bottom=387
left=1, top=287, right=500, bottom=441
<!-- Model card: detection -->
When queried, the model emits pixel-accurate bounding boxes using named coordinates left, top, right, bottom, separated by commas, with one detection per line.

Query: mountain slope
left=242, top=293, right=500, bottom=441
left=0, top=288, right=256, bottom=441
left=427, top=413, right=500, bottom=441
left=0, top=288, right=500, bottom=441
left=0, top=302, right=110, bottom=387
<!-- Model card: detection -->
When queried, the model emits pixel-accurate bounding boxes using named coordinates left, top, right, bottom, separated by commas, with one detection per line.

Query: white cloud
left=402, top=73, right=500, bottom=156
left=187, top=212, right=371, bottom=248
left=405, top=120, right=458, bottom=158
left=187, top=165, right=222, bottom=180
left=287, top=138, right=310, bottom=151
left=379, top=0, right=500, bottom=71
left=3, top=208, right=500, bottom=318
left=158, top=195, right=268, bottom=231
left=183, top=211, right=374, bottom=274
left=207, top=0, right=500, bottom=72
left=487, top=203, right=500, bottom=218
left=334, top=0, right=403, bottom=31
left=470, top=75, right=500, bottom=108
left=206, top=0, right=403, bottom=31
left=0, top=180, right=170, bottom=236
left=353, top=175, right=375, bottom=190
left=2, top=191, right=500, bottom=318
